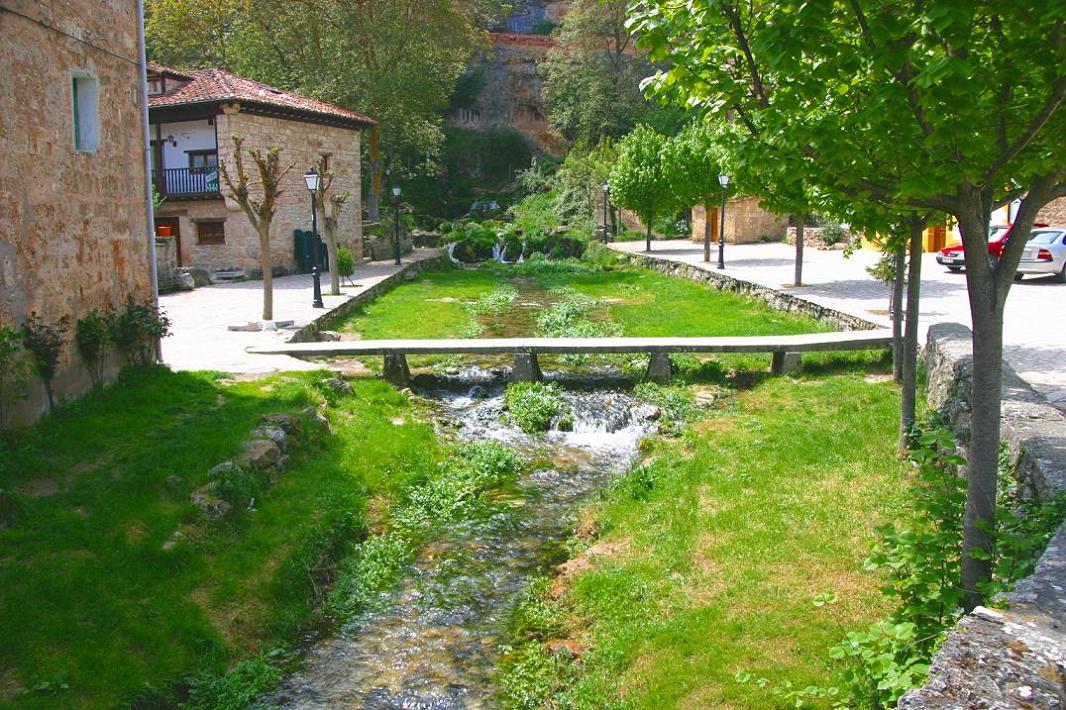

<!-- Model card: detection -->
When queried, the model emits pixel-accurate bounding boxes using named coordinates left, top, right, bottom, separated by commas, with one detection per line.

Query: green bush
left=446, top=223, right=498, bottom=263
left=820, top=222, right=848, bottom=245
left=109, top=300, right=172, bottom=367
left=75, top=308, right=112, bottom=388
left=335, top=247, right=355, bottom=278
left=21, top=313, right=69, bottom=410
left=525, top=231, right=587, bottom=260
left=504, top=382, right=573, bottom=434
left=0, top=325, right=29, bottom=429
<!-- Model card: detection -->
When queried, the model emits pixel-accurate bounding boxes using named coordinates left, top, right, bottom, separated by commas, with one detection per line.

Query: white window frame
left=71, top=70, right=101, bottom=154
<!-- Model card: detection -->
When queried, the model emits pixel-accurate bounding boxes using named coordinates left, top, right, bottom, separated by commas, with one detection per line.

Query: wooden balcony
left=153, top=168, right=221, bottom=199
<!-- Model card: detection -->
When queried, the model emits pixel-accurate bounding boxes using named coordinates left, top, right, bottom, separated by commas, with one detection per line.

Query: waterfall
left=446, top=242, right=461, bottom=265
left=492, top=242, right=506, bottom=262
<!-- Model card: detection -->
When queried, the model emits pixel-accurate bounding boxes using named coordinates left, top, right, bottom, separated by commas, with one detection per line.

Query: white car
left=1016, top=226, right=1066, bottom=282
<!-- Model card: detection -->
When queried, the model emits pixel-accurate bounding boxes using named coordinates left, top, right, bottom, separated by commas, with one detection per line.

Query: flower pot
left=156, top=225, right=173, bottom=237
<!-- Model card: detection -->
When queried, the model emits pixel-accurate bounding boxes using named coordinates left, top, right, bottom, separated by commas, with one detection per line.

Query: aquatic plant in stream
left=504, top=382, right=573, bottom=434
left=467, top=284, right=520, bottom=316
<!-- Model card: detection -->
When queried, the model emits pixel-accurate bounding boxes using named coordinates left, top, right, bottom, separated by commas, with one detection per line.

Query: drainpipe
left=136, top=0, right=159, bottom=310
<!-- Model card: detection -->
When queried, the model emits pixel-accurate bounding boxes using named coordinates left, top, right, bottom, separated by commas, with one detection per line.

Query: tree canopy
left=609, top=124, right=674, bottom=249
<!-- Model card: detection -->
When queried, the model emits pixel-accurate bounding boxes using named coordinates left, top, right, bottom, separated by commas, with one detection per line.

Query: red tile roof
left=148, top=66, right=376, bottom=128
left=491, top=32, right=558, bottom=49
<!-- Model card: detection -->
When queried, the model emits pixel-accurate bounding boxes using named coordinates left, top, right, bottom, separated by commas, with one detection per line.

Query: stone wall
left=157, top=108, right=363, bottom=274
left=690, top=197, right=788, bottom=244
left=618, top=252, right=879, bottom=331
left=898, top=322, right=1066, bottom=708
left=785, top=226, right=854, bottom=249
left=1037, top=196, right=1066, bottom=227
left=0, top=0, right=153, bottom=425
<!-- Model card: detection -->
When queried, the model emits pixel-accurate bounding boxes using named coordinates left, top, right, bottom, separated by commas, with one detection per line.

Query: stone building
left=0, top=0, right=154, bottom=424
left=1037, top=196, right=1066, bottom=226
left=690, top=197, right=789, bottom=244
left=148, top=65, right=375, bottom=275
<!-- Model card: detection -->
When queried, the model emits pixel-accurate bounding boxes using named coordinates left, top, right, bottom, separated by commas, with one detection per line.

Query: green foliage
left=512, top=192, right=561, bottom=236
left=661, top=121, right=723, bottom=208
left=820, top=222, right=849, bottom=246
left=632, top=381, right=701, bottom=434
left=20, top=313, right=69, bottom=410
left=186, top=654, right=281, bottom=710
left=609, top=125, right=675, bottom=240
left=75, top=309, right=112, bottom=389
left=335, top=247, right=355, bottom=278
left=504, top=382, right=572, bottom=434
left=109, top=300, right=172, bottom=368
left=446, top=223, right=499, bottom=263
left=467, top=284, right=519, bottom=315
left=0, top=325, right=30, bottom=429
left=525, top=232, right=588, bottom=260
left=535, top=289, right=620, bottom=341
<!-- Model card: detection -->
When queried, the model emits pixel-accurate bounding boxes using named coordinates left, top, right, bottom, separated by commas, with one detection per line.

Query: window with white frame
left=71, top=72, right=100, bottom=153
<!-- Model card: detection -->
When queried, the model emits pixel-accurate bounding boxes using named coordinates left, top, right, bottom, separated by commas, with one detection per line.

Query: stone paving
left=611, top=239, right=1066, bottom=409
left=159, top=249, right=439, bottom=374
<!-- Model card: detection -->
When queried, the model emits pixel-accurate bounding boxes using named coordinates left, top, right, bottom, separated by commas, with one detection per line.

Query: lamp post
left=717, top=172, right=730, bottom=270
left=601, top=182, right=610, bottom=244
left=304, top=167, right=324, bottom=308
left=392, top=185, right=402, bottom=266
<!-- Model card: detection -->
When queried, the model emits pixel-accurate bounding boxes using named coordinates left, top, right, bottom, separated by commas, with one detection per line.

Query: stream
left=265, top=374, right=658, bottom=709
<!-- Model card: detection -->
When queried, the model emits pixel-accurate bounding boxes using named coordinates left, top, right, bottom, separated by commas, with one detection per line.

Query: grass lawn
left=0, top=367, right=446, bottom=709
left=501, top=360, right=909, bottom=708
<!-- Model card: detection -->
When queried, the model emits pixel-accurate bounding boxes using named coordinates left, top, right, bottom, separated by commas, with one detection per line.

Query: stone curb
left=617, top=252, right=881, bottom=332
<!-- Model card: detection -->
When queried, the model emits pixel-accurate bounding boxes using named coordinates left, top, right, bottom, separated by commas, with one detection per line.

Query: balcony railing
left=153, top=168, right=221, bottom=198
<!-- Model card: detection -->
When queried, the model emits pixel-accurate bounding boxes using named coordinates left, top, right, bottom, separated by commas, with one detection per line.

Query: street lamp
left=601, top=182, right=610, bottom=244
left=303, top=167, right=324, bottom=308
left=717, top=172, right=730, bottom=270
left=392, top=185, right=402, bottom=266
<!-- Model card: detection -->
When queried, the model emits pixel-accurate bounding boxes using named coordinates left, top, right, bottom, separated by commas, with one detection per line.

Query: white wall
left=154, top=119, right=217, bottom=171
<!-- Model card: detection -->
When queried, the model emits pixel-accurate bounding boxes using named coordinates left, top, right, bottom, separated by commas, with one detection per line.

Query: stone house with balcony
left=147, top=64, right=375, bottom=277
left=1, top=0, right=154, bottom=424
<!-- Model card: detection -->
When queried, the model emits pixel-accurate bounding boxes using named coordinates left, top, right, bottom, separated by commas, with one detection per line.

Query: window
left=71, top=73, right=100, bottom=153
left=188, top=151, right=219, bottom=172
left=147, top=78, right=165, bottom=96
left=196, top=220, right=226, bottom=245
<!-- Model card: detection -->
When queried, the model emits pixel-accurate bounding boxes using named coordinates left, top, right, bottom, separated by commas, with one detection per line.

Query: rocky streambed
left=265, top=376, right=658, bottom=709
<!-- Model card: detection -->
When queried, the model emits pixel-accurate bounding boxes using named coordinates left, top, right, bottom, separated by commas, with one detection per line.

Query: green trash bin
left=293, top=229, right=328, bottom=274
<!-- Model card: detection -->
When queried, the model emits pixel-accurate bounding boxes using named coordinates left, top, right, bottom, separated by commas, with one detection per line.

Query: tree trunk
left=794, top=219, right=805, bottom=286
left=704, top=201, right=713, bottom=262
left=259, top=223, right=274, bottom=321
left=646, top=222, right=652, bottom=252
left=891, top=243, right=906, bottom=383
left=325, top=232, right=340, bottom=296
left=900, top=216, right=924, bottom=450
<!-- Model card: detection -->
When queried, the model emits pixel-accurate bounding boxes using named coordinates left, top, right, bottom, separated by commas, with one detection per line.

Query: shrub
left=335, top=247, right=355, bottom=278
left=446, top=224, right=498, bottom=263
left=0, top=325, right=30, bottom=428
left=504, top=381, right=572, bottom=434
left=75, top=308, right=112, bottom=388
left=109, top=300, right=171, bottom=367
left=820, top=222, right=848, bottom=245
left=525, top=231, right=587, bottom=260
left=21, top=313, right=69, bottom=410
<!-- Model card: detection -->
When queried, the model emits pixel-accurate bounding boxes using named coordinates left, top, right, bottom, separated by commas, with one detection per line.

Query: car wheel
left=947, top=266, right=962, bottom=273
left=1058, top=263, right=1066, bottom=284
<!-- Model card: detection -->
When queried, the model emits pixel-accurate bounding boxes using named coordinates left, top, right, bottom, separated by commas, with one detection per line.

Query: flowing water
left=266, top=375, right=657, bottom=709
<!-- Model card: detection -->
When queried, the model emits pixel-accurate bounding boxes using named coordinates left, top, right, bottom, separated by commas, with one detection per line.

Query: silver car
left=1016, top=227, right=1066, bottom=282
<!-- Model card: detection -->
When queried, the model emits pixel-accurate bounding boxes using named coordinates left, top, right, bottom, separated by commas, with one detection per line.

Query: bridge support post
left=512, top=352, right=542, bottom=382
left=770, top=351, right=802, bottom=375
left=646, top=352, right=672, bottom=383
left=383, top=353, right=411, bottom=388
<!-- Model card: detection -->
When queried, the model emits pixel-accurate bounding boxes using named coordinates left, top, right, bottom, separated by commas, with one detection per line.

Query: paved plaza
left=612, top=239, right=1066, bottom=409
left=159, top=250, right=439, bottom=374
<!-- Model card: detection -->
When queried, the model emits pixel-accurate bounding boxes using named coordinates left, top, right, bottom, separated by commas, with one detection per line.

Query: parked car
left=1015, top=227, right=1066, bottom=282
left=936, top=223, right=1048, bottom=272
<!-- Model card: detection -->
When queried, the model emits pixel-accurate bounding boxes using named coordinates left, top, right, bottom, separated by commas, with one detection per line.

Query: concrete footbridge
left=247, top=331, right=895, bottom=387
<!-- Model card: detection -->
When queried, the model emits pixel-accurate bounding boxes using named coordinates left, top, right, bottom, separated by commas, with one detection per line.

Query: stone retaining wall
left=618, top=252, right=879, bottom=331
left=899, top=322, right=1066, bottom=708
left=289, top=255, right=446, bottom=344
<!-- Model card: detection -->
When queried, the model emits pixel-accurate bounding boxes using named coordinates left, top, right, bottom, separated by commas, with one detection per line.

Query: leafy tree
left=219, top=136, right=294, bottom=321
left=146, top=0, right=500, bottom=215
left=609, top=125, right=674, bottom=252
left=631, top=0, right=1066, bottom=606
left=541, top=0, right=680, bottom=147
left=661, top=122, right=723, bottom=262
left=20, top=314, right=69, bottom=411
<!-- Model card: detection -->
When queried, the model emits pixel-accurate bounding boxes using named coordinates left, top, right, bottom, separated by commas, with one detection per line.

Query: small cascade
left=492, top=241, right=506, bottom=263
left=445, top=242, right=461, bottom=265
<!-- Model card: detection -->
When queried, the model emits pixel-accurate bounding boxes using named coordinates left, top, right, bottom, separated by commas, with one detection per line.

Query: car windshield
left=1027, top=231, right=1063, bottom=245
left=987, top=226, right=1009, bottom=242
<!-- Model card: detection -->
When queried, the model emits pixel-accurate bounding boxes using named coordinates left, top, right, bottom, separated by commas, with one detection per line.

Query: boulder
left=190, top=482, right=231, bottom=519
left=262, top=412, right=299, bottom=434
left=174, top=271, right=196, bottom=291
left=207, top=461, right=240, bottom=479
left=183, top=266, right=212, bottom=287
left=319, top=331, right=342, bottom=342
left=320, top=377, right=353, bottom=394
left=302, top=405, right=333, bottom=435
left=250, top=425, right=288, bottom=451
left=238, top=439, right=283, bottom=473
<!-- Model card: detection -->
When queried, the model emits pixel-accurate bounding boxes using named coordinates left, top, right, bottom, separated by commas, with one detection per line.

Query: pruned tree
left=661, top=122, right=723, bottom=262
left=632, top=0, right=1066, bottom=608
left=609, top=125, right=674, bottom=252
left=219, top=136, right=293, bottom=321
left=313, top=155, right=351, bottom=296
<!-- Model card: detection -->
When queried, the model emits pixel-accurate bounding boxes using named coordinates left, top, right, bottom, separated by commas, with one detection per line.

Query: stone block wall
left=899, top=322, right=1066, bottom=708
left=0, top=0, right=153, bottom=425
left=158, top=108, right=363, bottom=274
left=690, top=197, right=787, bottom=244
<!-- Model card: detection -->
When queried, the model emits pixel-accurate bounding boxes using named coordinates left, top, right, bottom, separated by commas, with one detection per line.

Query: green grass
left=500, top=364, right=909, bottom=709
left=0, top=367, right=447, bottom=709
